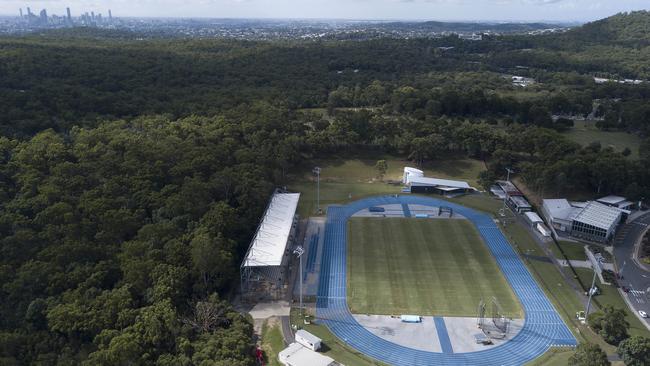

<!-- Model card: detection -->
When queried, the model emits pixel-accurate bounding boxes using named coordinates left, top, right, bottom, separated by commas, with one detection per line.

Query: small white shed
left=295, top=329, right=322, bottom=351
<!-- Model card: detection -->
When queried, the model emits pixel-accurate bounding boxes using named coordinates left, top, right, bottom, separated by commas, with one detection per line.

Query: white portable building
left=295, top=329, right=322, bottom=351
left=524, top=212, right=543, bottom=226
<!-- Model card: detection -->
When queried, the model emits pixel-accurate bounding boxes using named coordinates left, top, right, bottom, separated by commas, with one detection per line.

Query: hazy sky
left=2, top=0, right=649, bottom=21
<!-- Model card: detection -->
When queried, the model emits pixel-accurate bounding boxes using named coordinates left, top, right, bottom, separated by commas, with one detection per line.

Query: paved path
left=316, top=196, right=576, bottom=366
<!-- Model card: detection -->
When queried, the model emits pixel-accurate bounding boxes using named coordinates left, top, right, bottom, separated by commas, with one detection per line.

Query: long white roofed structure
left=241, top=189, right=300, bottom=298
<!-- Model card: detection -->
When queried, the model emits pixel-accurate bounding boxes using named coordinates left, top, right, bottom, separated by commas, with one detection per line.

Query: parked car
left=622, top=286, right=630, bottom=293
left=639, top=310, right=648, bottom=318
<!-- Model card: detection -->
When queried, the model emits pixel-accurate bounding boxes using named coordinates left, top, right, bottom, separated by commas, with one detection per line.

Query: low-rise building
left=279, top=343, right=341, bottom=366
left=596, top=195, right=635, bottom=211
left=408, top=176, right=475, bottom=195
left=295, top=329, right=321, bottom=351
left=542, top=199, right=625, bottom=243
left=507, top=195, right=532, bottom=213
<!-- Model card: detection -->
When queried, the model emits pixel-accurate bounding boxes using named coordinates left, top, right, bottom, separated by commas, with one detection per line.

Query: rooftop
left=509, top=195, right=531, bottom=208
left=543, top=199, right=576, bottom=221
left=524, top=211, right=543, bottom=223
left=295, top=329, right=321, bottom=344
left=408, top=176, right=471, bottom=189
left=573, top=201, right=623, bottom=231
left=597, top=195, right=627, bottom=205
left=404, top=167, right=424, bottom=174
left=279, top=343, right=337, bottom=366
left=241, top=191, right=300, bottom=267
left=496, top=180, right=522, bottom=196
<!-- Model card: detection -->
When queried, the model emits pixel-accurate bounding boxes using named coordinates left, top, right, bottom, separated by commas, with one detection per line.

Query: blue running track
left=316, top=195, right=576, bottom=366
left=434, top=317, right=454, bottom=354
left=401, top=203, right=412, bottom=217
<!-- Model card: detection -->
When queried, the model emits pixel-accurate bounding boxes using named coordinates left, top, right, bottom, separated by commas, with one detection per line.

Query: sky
left=1, top=0, right=649, bottom=22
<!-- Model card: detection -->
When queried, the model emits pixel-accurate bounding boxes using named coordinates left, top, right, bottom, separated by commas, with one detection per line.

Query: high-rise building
left=91, top=11, right=95, bottom=21
left=66, top=7, right=72, bottom=22
left=26, top=7, right=31, bottom=16
left=108, top=10, right=112, bottom=22
left=40, top=9, right=47, bottom=23
left=19, top=8, right=23, bottom=18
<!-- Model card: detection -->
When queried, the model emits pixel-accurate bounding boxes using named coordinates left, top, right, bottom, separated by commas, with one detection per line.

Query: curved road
left=316, top=195, right=576, bottom=366
left=613, top=212, right=650, bottom=330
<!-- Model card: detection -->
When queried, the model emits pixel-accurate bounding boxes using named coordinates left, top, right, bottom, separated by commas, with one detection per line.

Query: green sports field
left=347, top=217, right=522, bottom=318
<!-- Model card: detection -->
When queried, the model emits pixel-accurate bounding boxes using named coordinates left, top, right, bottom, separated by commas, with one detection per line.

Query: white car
left=639, top=310, right=648, bottom=318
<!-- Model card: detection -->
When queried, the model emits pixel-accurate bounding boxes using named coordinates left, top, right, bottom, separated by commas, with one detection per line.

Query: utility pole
left=293, top=246, right=304, bottom=316
left=313, top=167, right=321, bottom=214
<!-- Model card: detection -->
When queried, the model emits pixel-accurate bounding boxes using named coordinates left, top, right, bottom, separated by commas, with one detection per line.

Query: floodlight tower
left=313, top=167, right=321, bottom=214
left=501, top=167, right=515, bottom=220
left=293, top=246, right=305, bottom=315
left=585, top=258, right=602, bottom=317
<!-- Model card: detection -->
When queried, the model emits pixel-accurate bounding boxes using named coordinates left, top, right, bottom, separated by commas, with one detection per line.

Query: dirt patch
left=512, top=177, right=542, bottom=207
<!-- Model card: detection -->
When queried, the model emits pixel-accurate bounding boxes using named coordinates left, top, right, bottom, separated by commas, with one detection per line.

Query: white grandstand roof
left=408, top=176, right=471, bottom=189
left=242, top=192, right=300, bottom=267
left=573, top=201, right=622, bottom=231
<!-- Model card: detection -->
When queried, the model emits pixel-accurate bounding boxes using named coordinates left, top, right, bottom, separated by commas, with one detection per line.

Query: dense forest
left=1, top=11, right=650, bottom=365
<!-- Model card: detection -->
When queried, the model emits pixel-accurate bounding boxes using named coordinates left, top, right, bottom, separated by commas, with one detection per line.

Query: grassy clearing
left=574, top=268, right=650, bottom=339
left=551, top=241, right=588, bottom=261
left=261, top=320, right=285, bottom=366
left=290, top=181, right=399, bottom=218
left=501, top=221, right=584, bottom=330
left=347, top=217, right=522, bottom=317
left=524, top=347, right=574, bottom=366
left=498, top=217, right=623, bottom=355
left=296, top=157, right=486, bottom=186
left=563, top=120, right=642, bottom=159
left=288, top=156, right=486, bottom=217
left=289, top=308, right=387, bottom=366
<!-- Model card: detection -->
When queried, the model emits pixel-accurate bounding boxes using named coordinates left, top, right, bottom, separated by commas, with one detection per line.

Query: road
left=613, top=212, right=650, bottom=330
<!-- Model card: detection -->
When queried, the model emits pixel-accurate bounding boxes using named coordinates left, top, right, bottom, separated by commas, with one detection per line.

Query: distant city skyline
left=1, top=1, right=649, bottom=22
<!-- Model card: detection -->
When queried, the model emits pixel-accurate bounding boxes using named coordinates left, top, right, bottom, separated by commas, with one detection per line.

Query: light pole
left=293, top=246, right=305, bottom=315
left=620, top=260, right=627, bottom=279
left=313, top=167, right=321, bottom=214
left=501, top=167, right=514, bottom=219
left=586, top=258, right=602, bottom=317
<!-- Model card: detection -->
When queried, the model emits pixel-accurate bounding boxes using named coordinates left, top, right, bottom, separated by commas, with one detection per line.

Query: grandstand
left=240, top=189, right=300, bottom=299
